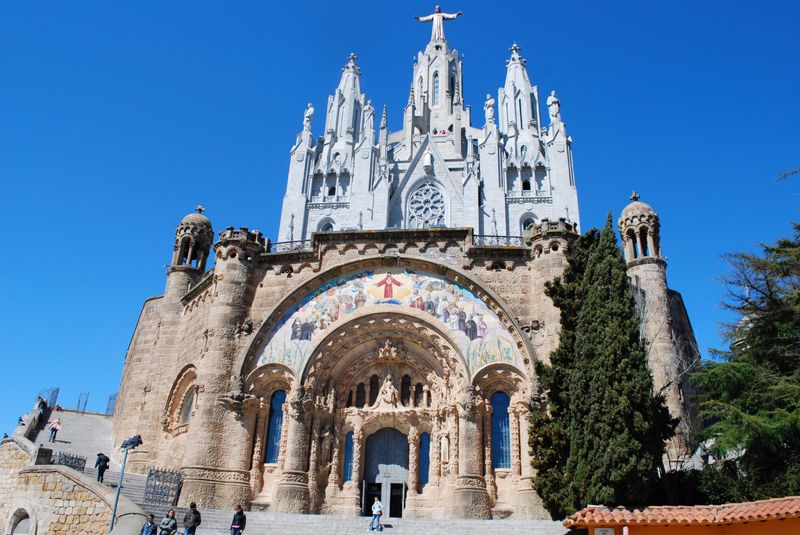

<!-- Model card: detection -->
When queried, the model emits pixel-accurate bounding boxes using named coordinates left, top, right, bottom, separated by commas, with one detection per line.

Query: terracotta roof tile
left=563, top=496, right=800, bottom=528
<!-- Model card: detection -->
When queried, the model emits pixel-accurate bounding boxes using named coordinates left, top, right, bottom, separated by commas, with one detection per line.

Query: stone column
left=307, top=418, right=321, bottom=512
left=273, top=387, right=311, bottom=513
left=430, top=420, right=441, bottom=487
left=352, top=427, right=365, bottom=484
left=510, top=408, right=522, bottom=477
left=451, top=387, right=491, bottom=518
left=647, top=230, right=658, bottom=257
left=328, top=433, right=341, bottom=487
left=637, top=231, right=645, bottom=257
left=250, top=400, right=268, bottom=496
left=482, top=403, right=496, bottom=502
left=408, top=427, right=420, bottom=494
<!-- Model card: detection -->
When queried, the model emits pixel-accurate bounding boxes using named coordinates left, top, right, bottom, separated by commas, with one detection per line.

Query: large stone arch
left=238, top=256, right=537, bottom=383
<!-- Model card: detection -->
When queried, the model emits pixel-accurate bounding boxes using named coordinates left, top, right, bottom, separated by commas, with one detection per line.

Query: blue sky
left=0, top=1, right=798, bottom=434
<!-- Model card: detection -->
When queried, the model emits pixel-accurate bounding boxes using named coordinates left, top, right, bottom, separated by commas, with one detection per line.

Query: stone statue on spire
left=415, top=6, right=462, bottom=41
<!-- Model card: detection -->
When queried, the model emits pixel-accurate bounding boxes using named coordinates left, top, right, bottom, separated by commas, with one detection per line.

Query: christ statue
left=415, top=6, right=462, bottom=42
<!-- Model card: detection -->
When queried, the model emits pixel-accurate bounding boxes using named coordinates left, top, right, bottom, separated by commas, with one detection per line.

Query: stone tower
left=618, top=193, right=699, bottom=463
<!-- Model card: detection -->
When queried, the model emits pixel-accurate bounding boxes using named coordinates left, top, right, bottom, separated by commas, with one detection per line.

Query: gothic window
left=369, top=375, right=379, bottom=406
left=521, top=216, right=536, bottom=233
left=343, top=431, right=354, bottom=482
left=346, top=390, right=353, bottom=407
left=414, top=383, right=424, bottom=407
left=419, top=432, right=431, bottom=486
left=449, top=75, right=455, bottom=113
left=264, top=390, right=286, bottom=464
left=432, top=72, right=440, bottom=107
left=507, top=167, right=519, bottom=191
left=319, top=220, right=334, bottom=232
left=534, top=166, right=546, bottom=191
left=310, top=173, right=323, bottom=198
left=522, top=178, right=531, bottom=191
left=327, top=185, right=337, bottom=197
left=408, top=182, right=446, bottom=228
left=627, top=229, right=639, bottom=258
left=491, top=391, right=511, bottom=469
left=356, top=383, right=366, bottom=408
left=179, top=388, right=195, bottom=425
left=401, top=375, right=411, bottom=406
left=339, top=172, right=351, bottom=196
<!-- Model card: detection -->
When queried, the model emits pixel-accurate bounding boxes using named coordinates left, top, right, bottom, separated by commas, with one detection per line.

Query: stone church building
left=112, top=10, right=699, bottom=520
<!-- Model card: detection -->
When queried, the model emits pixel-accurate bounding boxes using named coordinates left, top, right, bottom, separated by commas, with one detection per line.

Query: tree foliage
left=530, top=217, right=674, bottom=518
left=693, top=223, right=800, bottom=500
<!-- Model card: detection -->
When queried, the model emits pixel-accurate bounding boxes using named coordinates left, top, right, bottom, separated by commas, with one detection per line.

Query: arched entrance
left=363, top=428, right=408, bottom=518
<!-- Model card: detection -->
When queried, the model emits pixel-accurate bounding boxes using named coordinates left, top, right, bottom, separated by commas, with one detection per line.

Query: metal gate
left=52, top=451, right=87, bottom=473
left=143, top=468, right=183, bottom=505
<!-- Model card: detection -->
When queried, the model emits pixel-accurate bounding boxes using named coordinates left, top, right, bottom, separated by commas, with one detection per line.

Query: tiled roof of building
left=564, top=496, right=800, bottom=528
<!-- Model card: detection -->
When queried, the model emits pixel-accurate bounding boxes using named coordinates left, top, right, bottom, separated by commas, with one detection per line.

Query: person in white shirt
left=369, top=496, right=383, bottom=531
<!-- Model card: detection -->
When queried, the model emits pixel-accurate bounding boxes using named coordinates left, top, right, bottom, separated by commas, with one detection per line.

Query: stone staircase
left=30, top=411, right=567, bottom=534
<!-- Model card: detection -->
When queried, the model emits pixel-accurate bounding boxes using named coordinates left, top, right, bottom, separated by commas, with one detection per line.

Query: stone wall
left=0, top=437, right=145, bottom=534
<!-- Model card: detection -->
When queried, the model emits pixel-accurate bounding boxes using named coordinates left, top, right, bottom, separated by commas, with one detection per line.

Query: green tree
left=693, top=223, right=800, bottom=500
left=531, top=217, right=674, bottom=517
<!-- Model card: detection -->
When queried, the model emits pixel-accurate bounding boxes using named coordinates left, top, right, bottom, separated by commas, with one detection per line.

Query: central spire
left=414, top=6, right=462, bottom=42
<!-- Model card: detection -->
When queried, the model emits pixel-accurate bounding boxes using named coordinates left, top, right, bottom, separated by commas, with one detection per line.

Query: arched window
left=408, top=182, right=446, bottom=228
left=356, top=383, right=366, bottom=408
left=179, top=388, right=195, bottom=425
left=414, top=383, right=424, bottom=407
left=521, top=216, right=536, bottom=233
left=369, top=375, right=379, bottom=406
left=432, top=72, right=440, bottom=107
left=639, top=227, right=649, bottom=257
left=343, top=431, right=354, bottom=482
left=346, top=390, right=353, bottom=407
left=320, top=222, right=333, bottom=232
left=627, top=229, right=639, bottom=258
left=522, top=179, right=531, bottom=191
left=265, top=390, right=286, bottom=464
left=419, top=432, right=431, bottom=486
left=401, top=375, right=412, bottom=406
left=491, top=391, right=511, bottom=469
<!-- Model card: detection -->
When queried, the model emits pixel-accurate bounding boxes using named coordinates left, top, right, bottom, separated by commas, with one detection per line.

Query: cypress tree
left=530, top=229, right=598, bottom=517
left=565, top=216, right=673, bottom=508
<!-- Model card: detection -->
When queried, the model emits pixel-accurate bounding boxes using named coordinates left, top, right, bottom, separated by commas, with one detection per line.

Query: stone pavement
left=31, top=411, right=567, bottom=535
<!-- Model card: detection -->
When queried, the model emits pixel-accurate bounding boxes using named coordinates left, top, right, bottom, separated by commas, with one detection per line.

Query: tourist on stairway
left=183, top=502, right=202, bottom=534
left=47, top=418, right=61, bottom=442
left=368, top=496, right=384, bottom=532
left=158, top=509, right=177, bottom=534
left=95, top=452, right=110, bottom=483
left=230, top=504, right=246, bottom=535
left=140, top=514, right=157, bottom=535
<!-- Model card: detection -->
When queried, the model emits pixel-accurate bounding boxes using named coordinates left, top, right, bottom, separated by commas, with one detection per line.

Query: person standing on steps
left=95, top=452, right=110, bottom=483
left=230, top=504, right=247, bottom=535
left=158, top=509, right=177, bottom=535
left=183, top=502, right=201, bottom=535
left=47, top=418, right=61, bottom=442
left=368, top=496, right=384, bottom=532
left=140, top=514, right=158, bottom=535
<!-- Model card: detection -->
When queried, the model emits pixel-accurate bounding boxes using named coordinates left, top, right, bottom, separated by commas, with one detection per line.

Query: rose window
left=408, top=183, right=446, bottom=228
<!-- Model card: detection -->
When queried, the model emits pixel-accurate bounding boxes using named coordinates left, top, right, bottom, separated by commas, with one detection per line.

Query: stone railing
left=0, top=436, right=146, bottom=535
left=473, top=235, right=524, bottom=247
left=267, top=240, right=313, bottom=253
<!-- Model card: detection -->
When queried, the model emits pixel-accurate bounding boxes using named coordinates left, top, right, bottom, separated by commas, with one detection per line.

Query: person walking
left=182, top=502, right=201, bottom=535
left=230, top=504, right=247, bottom=535
left=140, top=514, right=158, bottom=535
left=368, top=496, right=384, bottom=532
left=158, top=509, right=177, bottom=535
left=95, top=452, right=110, bottom=483
left=47, top=418, right=61, bottom=442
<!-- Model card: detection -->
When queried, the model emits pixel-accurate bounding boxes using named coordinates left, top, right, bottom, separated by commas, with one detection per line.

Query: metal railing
left=473, top=235, right=524, bottom=247
left=52, top=451, right=87, bottom=473
left=267, top=240, right=313, bottom=253
left=144, top=468, right=183, bottom=506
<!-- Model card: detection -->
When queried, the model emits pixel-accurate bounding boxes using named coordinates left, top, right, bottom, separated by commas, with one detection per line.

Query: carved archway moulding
left=237, top=255, right=538, bottom=381
left=244, top=362, right=295, bottom=400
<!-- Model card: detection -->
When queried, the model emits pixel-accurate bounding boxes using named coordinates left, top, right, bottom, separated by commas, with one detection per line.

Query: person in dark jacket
left=140, top=514, right=157, bottom=535
left=95, top=452, right=110, bottom=482
left=158, top=510, right=177, bottom=535
left=183, top=502, right=201, bottom=535
left=230, top=504, right=247, bottom=535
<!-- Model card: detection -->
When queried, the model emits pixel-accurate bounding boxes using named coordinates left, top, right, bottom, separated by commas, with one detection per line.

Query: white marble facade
left=278, top=21, right=580, bottom=242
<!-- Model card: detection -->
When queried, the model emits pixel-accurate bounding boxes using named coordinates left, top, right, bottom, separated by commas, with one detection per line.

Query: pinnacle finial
left=380, top=105, right=388, bottom=128
left=630, top=191, right=640, bottom=202
left=510, top=42, right=521, bottom=54
left=348, top=52, right=357, bottom=64
left=195, top=204, right=205, bottom=214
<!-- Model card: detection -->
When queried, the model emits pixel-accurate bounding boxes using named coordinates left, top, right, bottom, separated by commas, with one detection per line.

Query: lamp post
left=109, top=434, right=142, bottom=532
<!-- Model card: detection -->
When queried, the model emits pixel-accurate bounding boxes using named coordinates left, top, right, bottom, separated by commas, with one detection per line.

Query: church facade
left=112, top=11, right=699, bottom=520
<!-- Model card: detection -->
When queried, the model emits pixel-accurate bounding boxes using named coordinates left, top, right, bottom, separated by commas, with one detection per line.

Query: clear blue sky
left=1, top=1, right=798, bottom=435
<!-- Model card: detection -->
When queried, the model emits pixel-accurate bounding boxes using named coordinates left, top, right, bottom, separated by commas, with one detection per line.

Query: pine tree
left=565, top=216, right=673, bottom=508
left=530, top=217, right=674, bottom=517
left=693, top=223, right=800, bottom=500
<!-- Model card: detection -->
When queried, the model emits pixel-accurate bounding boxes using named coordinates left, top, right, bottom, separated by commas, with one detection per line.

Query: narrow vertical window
left=369, top=375, right=379, bottom=406
left=419, top=432, right=430, bottom=486
left=432, top=72, right=440, bottom=107
left=343, top=431, right=354, bottom=482
left=356, top=383, right=366, bottom=408
left=401, top=375, right=412, bottom=406
left=491, top=391, right=511, bottom=469
left=265, top=390, right=286, bottom=463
